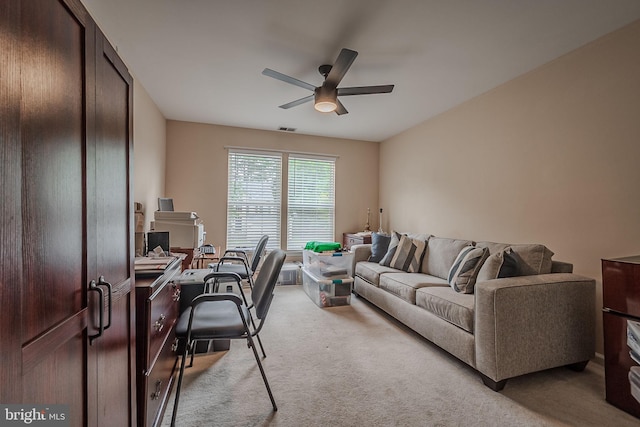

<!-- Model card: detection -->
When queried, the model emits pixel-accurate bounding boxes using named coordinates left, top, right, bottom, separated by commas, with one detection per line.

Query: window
left=287, top=155, right=335, bottom=250
left=226, top=150, right=335, bottom=251
left=227, top=151, right=282, bottom=249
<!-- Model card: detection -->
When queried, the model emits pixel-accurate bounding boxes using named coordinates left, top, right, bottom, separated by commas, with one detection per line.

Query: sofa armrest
left=474, top=273, right=595, bottom=382
left=350, top=244, right=372, bottom=263
left=350, top=244, right=372, bottom=275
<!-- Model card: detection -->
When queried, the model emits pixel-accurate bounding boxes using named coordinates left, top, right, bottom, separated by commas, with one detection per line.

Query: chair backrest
left=251, top=249, right=285, bottom=320
left=250, top=234, right=269, bottom=272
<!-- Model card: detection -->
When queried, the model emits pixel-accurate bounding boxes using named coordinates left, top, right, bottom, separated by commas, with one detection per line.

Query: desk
left=191, top=248, right=220, bottom=269
left=170, top=247, right=198, bottom=270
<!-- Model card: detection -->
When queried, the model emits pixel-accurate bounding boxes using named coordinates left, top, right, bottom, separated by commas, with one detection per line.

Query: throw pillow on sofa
left=368, top=232, right=391, bottom=263
left=422, top=237, right=473, bottom=279
left=448, top=246, right=489, bottom=293
left=476, top=249, right=519, bottom=282
left=379, top=231, right=402, bottom=266
left=389, top=234, right=427, bottom=272
left=475, top=241, right=554, bottom=276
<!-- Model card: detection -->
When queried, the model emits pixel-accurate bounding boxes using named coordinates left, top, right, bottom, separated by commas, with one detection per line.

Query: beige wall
left=133, top=78, right=167, bottom=230
left=165, top=121, right=379, bottom=251
left=380, top=20, right=640, bottom=355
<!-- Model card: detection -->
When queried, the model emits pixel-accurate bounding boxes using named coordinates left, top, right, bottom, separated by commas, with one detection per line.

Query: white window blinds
left=227, top=151, right=282, bottom=249
left=287, top=155, right=335, bottom=250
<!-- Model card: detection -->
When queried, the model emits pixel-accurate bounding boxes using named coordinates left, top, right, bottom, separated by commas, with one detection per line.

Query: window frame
left=225, top=148, right=336, bottom=251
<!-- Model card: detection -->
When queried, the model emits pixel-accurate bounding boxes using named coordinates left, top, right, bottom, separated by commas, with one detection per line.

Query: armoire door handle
left=88, top=280, right=105, bottom=344
left=97, top=276, right=112, bottom=331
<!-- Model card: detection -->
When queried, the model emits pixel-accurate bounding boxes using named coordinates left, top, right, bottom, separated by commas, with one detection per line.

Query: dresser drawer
left=145, top=331, right=179, bottom=427
left=146, top=281, right=180, bottom=371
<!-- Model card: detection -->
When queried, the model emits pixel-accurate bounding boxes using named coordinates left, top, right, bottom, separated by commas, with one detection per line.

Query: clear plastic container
left=302, top=267, right=353, bottom=307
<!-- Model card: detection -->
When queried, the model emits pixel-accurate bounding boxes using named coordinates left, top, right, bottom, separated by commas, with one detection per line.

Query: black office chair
left=209, top=234, right=269, bottom=291
left=170, top=249, right=286, bottom=426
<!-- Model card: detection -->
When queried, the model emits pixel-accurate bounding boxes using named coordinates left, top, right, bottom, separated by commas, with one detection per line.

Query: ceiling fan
left=262, top=48, right=394, bottom=115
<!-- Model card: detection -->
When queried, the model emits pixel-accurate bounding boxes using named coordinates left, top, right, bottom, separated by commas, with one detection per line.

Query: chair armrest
left=216, top=256, right=251, bottom=273
left=474, top=273, right=595, bottom=382
left=191, top=292, right=244, bottom=307
left=203, top=271, right=243, bottom=284
left=202, top=271, right=247, bottom=305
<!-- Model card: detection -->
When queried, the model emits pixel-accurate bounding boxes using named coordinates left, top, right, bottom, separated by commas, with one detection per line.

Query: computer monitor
left=147, top=231, right=170, bottom=255
left=158, top=198, right=174, bottom=211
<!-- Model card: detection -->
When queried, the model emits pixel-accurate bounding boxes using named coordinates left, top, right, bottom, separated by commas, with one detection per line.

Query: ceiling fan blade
left=279, top=94, right=314, bottom=109
left=338, top=85, right=394, bottom=96
left=262, top=68, right=316, bottom=92
left=324, top=48, right=358, bottom=88
left=335, top=99, right=348, bottom=115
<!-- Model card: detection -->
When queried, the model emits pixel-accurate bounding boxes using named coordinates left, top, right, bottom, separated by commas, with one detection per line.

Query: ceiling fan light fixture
left=314, top=87, right=337, bottom=113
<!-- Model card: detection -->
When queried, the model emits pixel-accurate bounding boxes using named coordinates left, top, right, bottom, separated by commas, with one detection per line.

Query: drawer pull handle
left=150, top=380, right=162, bottom=400
left=154, top=314, right=166, bottom=333
left=172, top=288, right=181, bottom=302
left=171, top=338, right=179, bottom=353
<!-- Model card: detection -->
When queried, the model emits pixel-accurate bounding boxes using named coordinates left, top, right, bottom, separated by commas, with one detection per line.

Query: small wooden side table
left=343, top=232, right=372, bottom=251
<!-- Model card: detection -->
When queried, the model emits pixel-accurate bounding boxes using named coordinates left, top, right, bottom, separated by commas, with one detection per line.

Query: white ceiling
left=82, top=0, right=640, bottom=142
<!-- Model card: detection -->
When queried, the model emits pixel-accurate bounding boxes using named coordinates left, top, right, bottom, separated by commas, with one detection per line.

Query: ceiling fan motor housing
left=314, top=86, right=338, bottom=112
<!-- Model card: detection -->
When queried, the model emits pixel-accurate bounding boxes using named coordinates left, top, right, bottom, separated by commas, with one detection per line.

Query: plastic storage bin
left=302, top=250, right=353, bottom=279
left=302, top=267, right=353, bottom=307
left=277, top=263, right=301, bottom=285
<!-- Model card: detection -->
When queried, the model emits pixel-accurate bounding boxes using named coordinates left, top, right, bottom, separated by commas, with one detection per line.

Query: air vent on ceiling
left=278, top=127, right=296, bottom=132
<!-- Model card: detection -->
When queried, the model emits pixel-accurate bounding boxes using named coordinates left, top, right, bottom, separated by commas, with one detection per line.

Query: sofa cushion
left=355, top=261, right=399, bottom=286
left=368, top=232, right=391, bottom=263
left=379, top=273, right=448, bottom=304
left=390, top=235, right=427, bottom=273
left=379, top=231, right=402, bottom=266
left=448, top=246, right=489, bottom=293
left=476, top=249, right=519, bottom=282
left=421, top=237, right=473, bottom=279
left=476, top=241, right=554, bottom=276
left=415, top=287, right=475, bottom=333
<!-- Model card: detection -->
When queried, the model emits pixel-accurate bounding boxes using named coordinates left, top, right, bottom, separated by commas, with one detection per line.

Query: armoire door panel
left=90, top=29, right=136, bottom=427
left=18, top=0, right=94, bottom=423
left=21, top=332, right=86, bottom=427
left=95, top=48, right=131, bottom=285
left=20, top=0, right=86, bottom=342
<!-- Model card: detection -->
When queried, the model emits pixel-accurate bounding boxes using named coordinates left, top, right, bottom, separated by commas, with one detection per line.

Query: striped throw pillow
left=448, top=246, right=490, bottom=293
left=389, top=235, right=427, bottom=272
left=379, top=231, right=403, bottom=266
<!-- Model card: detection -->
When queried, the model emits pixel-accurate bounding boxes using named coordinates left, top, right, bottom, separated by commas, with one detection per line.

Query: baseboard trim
left=593, top=352, right=604, bottom=365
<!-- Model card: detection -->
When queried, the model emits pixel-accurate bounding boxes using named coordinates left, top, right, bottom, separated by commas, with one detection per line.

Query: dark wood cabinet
left=343, top=232, right=372, bottom=251
left=1, top=1, right=135, bottom=425
left=602, top=256, right=640, bottom=419
left=135, top=259, right=183, bottom=427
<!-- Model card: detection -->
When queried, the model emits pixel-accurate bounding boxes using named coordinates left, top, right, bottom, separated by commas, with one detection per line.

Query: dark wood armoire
left=1, top=1, right=135, bottom=426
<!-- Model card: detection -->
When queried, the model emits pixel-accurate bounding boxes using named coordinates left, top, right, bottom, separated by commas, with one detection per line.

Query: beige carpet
left=162, top=285, right=638, bottom=427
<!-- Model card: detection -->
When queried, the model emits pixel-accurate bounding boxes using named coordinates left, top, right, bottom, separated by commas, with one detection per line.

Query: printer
left=151, top=211, right=205, bottom=248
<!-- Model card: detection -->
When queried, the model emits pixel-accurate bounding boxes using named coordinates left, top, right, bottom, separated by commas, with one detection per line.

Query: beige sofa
left=351, top=234, right=595, bottom=391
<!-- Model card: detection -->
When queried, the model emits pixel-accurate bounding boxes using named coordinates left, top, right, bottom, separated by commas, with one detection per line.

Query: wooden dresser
left=343, top=232, right=372, bottom=251
left=602, top=255, right=640, bottom=419
left=135, top=257, right=183, bottom=427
